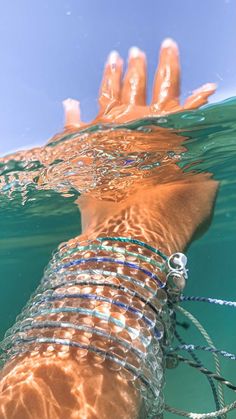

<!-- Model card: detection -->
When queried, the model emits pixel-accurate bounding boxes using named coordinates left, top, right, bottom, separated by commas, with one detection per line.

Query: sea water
left=0, top=98, right=235, bottom=417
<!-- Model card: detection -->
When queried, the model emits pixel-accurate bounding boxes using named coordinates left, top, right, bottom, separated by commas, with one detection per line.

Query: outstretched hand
left=63, top=38, right=216, bottom=128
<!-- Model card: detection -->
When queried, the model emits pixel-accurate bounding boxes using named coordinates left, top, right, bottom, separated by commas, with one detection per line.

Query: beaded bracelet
left=0, top=235, right=188, bottom=418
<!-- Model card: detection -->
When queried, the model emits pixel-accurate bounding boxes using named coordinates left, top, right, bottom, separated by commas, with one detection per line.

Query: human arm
left=0, top=39, right=218, bottom=419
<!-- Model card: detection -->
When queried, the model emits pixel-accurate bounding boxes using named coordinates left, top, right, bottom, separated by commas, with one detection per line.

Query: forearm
left=79, top=176, right=218, bottom=255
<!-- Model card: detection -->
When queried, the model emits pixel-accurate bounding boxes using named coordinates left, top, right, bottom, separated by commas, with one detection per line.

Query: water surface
left=0, top=98, right=236, bottom=417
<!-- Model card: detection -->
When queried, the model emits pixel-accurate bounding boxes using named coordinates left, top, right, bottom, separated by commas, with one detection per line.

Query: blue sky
left=0, top=0, right=236, bottom=154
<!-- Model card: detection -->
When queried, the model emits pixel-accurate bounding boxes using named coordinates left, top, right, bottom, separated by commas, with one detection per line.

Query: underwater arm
left=0, top=40, right=218, bottom=419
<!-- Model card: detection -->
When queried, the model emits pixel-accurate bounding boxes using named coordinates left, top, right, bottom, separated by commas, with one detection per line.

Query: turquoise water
left=0, top=98, right=236, bottom=417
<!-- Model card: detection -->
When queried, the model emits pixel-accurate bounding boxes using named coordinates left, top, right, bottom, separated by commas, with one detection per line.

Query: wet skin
left=0, top=39, right=218, bottom=418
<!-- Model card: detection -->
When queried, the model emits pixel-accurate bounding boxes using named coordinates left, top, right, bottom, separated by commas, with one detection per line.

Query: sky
left=0, top=0, right=236, bottom=154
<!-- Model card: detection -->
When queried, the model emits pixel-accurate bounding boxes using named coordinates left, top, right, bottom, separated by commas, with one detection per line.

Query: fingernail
left=107, top=50, right=120, bottom=66
left=129, top=46, right=142, bottom=58
left=161, top=38, right=178, bottom=50
left=194, top=83, right=217, bottom=94
left=63, top=98, right=81, bottom=127
left=200, top=82, right=217, bottom=92
left=63, top=98, right=80, bottom=111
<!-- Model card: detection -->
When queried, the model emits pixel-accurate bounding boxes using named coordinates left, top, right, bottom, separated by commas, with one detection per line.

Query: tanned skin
left=0, top=39, right=218, bottom=418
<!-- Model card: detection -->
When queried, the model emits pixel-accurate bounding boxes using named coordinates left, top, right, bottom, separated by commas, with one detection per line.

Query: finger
left=121, top=47, right=147, bottom=105
left=151, top=38, right=180, bottom=110
left=183, top=83, right=217, bottom=110
left=63, top=98, right=85, bottom=128
left=98, top=50, right=123, bottom=115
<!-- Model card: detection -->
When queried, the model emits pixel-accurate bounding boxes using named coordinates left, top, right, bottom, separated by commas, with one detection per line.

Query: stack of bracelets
left=0, top=236, right=188, bottom=417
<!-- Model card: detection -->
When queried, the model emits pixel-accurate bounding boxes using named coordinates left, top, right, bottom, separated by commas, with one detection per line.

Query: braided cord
left=174, top=330, right=221, bottom=415
left=165, top=400, right=236, bottom=419
left=168, top=344, right=236, bottom=361
left=169, top=354, right=236, bottom=391
left=175, top=306, right=225, bottom=414
left=180, top=295, right=236, bottom=308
